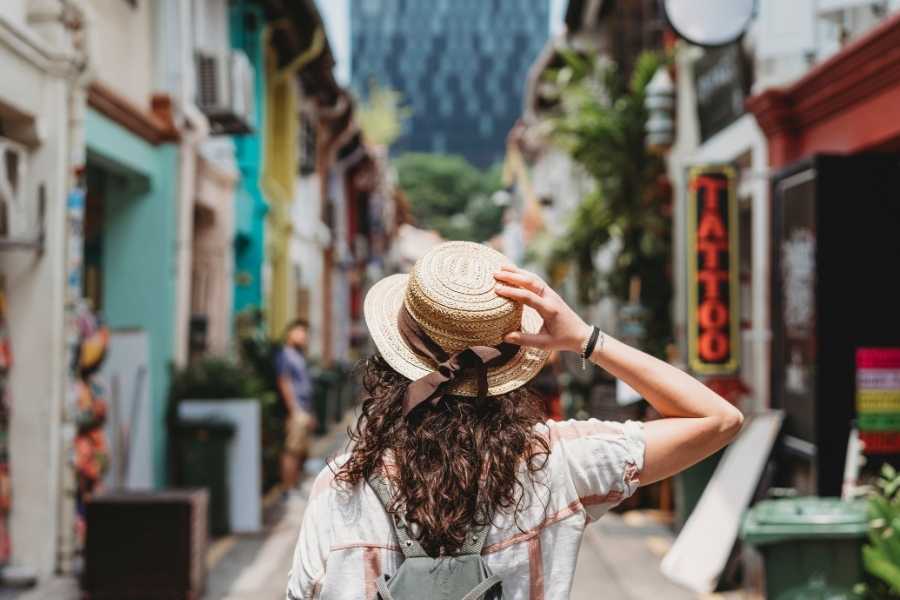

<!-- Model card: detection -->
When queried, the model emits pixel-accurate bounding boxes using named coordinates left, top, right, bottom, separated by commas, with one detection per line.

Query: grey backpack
left=368, top=477, right=503, bottom=600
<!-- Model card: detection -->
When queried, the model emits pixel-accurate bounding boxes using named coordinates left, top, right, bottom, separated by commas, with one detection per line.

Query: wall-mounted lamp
left=645, top=66, right=675, bottom=152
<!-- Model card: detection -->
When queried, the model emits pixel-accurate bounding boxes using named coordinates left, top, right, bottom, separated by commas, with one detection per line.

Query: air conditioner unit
left=817, top=0, right=884, bottom=15
left=195, top=49, right=255, bottom=135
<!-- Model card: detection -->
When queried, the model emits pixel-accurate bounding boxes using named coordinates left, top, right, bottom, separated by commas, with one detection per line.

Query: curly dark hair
left=334, top=354, right=550, bottom=556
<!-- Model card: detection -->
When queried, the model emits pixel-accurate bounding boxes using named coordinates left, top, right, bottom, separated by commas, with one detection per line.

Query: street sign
left=686, top=165, right=740, bottom=375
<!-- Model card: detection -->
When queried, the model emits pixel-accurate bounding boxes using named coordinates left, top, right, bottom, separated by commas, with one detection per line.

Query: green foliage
left=167, top=315, right=289, bottom=493
left=394, top=153, right=504, bottom=242
left=862, top=464, right=900, bottom=597
left=356, top=81, right=411, bottom=148
left=169, top=356, right=263, bottom=401
left=545, top=51, right=673, bottom=358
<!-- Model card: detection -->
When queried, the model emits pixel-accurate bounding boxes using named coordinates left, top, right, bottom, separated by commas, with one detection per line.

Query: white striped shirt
left=287, top=419, right=645, bottom=599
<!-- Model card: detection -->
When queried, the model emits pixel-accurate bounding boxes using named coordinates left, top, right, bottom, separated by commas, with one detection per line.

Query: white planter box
left=178, top=399, right=262, bottom=533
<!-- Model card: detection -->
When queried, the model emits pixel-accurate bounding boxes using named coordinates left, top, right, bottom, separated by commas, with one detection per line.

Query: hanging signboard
left=687, top=165, right=740, bottom=375
left=694, top=44, right=749, bottom=142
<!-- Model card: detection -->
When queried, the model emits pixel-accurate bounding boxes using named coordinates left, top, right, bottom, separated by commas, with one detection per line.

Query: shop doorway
left=771, top=152, right=900, bottom=496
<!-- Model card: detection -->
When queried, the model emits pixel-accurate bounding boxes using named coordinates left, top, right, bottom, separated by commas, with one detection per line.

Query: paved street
left=205, top=493, right=307, bottom=600
left=205, top=413, right=355, bottom=600
left=572, top=511, right=695, bottom=599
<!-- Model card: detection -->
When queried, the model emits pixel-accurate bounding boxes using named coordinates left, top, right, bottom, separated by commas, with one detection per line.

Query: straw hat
left=364, top=241, right=550, bottom=397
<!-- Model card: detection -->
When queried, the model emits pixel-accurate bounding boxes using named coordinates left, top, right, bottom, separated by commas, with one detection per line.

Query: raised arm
left=494, top=265, right=743, bottom=486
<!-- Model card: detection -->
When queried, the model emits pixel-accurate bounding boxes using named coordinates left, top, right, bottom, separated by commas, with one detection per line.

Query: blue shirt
left=276, top=346, right=313, bottom=412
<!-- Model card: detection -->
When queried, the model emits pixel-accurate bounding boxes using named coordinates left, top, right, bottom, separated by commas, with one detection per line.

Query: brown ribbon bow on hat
left=398, top=306, right=519, bottom=416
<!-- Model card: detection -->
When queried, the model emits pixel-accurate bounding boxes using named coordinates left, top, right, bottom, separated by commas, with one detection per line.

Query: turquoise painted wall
left=231, top=1, right=268, bottom=316
left=86, top=108, right=179, bottom=486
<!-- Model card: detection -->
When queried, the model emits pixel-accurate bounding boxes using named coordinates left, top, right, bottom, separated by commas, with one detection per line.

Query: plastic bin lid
left=741, top=497, right=868, bottom=545
left=176, top=418, right=236, bottom=435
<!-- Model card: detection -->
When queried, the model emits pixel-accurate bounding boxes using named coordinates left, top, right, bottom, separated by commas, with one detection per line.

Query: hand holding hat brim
left=494, top=266, right=590, bottom=355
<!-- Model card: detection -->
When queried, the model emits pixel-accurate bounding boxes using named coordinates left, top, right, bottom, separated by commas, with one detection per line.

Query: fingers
left=494, top=283, right=555, bottom=318
left=493, top=269, right=546, bottom=295
left=504, top=331, right=553, bottom=349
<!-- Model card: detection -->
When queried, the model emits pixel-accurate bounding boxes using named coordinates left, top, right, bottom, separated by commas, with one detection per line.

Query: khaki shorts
left=285, top=409, right=313, bottom=457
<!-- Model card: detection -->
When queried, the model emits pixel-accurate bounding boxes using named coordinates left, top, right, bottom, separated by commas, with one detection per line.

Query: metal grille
left=196, top=52, right=220, bottom=110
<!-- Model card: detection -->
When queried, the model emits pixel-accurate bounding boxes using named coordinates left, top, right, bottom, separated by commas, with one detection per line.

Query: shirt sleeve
left=547, top=418, right=646, bottom=522
left=286, top=473, right=330, bottom=599
left=275, top=349, right=288, bottom=378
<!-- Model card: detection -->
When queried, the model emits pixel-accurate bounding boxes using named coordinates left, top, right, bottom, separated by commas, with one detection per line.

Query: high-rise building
left=350, top=0, right=550, bottom=167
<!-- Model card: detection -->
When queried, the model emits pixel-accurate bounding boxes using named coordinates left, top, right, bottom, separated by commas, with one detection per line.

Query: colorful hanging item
left=71, top=302, right=110, bottom=543
left=0, top=282, right=12, bottom=564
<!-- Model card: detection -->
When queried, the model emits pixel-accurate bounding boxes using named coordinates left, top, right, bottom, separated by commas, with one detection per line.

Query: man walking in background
left=276, top=319, right=315, bottom=495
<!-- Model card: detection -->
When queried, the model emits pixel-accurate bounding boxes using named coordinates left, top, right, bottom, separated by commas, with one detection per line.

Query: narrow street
left=205, top=415, right=354, bottom=600
left=205, top=493, right=306, bottom=600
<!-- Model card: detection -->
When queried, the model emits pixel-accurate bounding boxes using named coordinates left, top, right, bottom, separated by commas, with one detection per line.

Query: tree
left=356, top=81, right=411, bottom=148
left=545, top=51, right=673, bottom=358
left=393, top=153, right=504, bottom=242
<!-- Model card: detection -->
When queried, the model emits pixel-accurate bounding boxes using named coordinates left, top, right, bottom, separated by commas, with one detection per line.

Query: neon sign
left=687, top=165, right=739, bottom=374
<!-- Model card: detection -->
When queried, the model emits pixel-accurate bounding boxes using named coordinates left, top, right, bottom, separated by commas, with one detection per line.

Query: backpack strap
left=368, top=476, right=429, bottom=559
left=457, top=519, right=491, bottom=556
left=460, top=574, right=503, bottom=600
left=368, top=476, right=493, bottom=558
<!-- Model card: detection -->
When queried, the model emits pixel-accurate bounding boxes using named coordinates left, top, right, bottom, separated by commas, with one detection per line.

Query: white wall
left=193, top=150, right=237, bottom=355
left=529, top=148, right=594, bottom=239
left=85, top=0, right=155, bottom=108
left=752, top=0, right=900, bottom=92
left=0, top=16, right=72, bottom=577
left=292, top=174, right=326, bottom=358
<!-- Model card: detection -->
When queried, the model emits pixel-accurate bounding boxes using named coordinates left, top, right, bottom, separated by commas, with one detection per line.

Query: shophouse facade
left=0, top=0, right=85, bottom=580
left=668, top=0, right=900, bottom=495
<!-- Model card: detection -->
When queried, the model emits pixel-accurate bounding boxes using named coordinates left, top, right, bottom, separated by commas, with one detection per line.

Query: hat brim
left=364, top=274, right=550, bottom=397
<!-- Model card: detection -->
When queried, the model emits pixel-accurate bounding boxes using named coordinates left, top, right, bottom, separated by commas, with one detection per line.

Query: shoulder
left=537, top=418, right=644, bottom=446
left=538, top=418, right=646, bottom=487
left=306, top=453, right=352, bottom=505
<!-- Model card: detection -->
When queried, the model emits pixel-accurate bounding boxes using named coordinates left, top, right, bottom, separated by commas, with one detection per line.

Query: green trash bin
left=175, top=419, right=234, bottom=536
left=329, top=366, right=344, bottom=424
left=673, top=449, right=723, bottom=530
left=312, top=369, right=335, bottom=435
left=741, top=497, right=868, bottom=600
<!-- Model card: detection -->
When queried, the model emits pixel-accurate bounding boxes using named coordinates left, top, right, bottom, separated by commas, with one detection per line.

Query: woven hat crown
left=404, top=241, right=522, bottom=352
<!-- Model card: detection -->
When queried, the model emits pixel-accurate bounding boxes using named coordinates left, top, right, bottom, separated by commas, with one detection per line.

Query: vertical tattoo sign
left=687, top=165, right=739, bottom=374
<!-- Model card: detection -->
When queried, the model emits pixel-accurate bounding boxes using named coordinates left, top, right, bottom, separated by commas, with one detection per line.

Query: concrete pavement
left=572, top=511, right=695, bottom=599
left=205, top=492, right=307, bottom=600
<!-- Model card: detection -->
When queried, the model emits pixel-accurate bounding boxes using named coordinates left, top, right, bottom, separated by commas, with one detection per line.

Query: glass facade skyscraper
left=350, top=0, right=550, bottom=167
